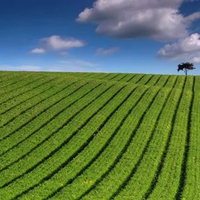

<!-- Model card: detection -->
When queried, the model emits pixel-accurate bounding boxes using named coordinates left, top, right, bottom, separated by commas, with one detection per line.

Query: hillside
left=0, top=71, right=199, bottom=200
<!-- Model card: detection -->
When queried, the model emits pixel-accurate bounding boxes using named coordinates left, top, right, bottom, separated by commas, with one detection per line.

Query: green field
left=0, top=71, right=199, bottom=200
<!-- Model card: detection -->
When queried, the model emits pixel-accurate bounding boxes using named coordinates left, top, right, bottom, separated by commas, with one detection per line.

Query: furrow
left=0, top=82, right=111, bottom=172
left=110, top=74, right=127, bottom=82
left=38, top=86, right=145, bottom=200
left=106, top=73, right=121, bottom=81
left=81, top=87, right=172, bottom=200
left=123, top=74, right=137, bottom=83
left=155, top=75, right=169, bottom=87
left=0, top=84, right=125, bottom=199
left=0, top=80, right=91, bottom=147
left=146, top=75, right=160, bottom=86
left=45, top=87, right=160, bottom=199
left=162, top=75, right=171, bottom=87
left=139, top=74, right=153, bottom=85
left=111, top=76, right=186, bottom=199
left=153, top=75, right=162, bottom=86
left=0, top=75, right=46, bottom=104
left=0, top=76, right=59, bottom=116
left=175, top=76, right=195, bottom=199
left=181, top=76, right=200, bottom=199
left=0, top=73, right=23, bottom=88
left=146, top=76, right=193, bottom=200
left=134, top=74, right=145, bottom=84
left=0, top=78, right=76, bottom=128
left=0, top=81, right=80, bottom=158
left=0, top=81, right=100, bottom=159
left=15, top=85, right=137, bottom=199
left=144, top=90, right=184, bottom=199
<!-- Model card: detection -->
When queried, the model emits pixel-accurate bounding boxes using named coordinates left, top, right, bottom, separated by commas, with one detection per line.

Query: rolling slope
left=0, top=71, right=199, bottom=200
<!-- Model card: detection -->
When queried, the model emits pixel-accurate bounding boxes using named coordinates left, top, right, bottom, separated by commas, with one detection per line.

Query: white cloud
left=31, top=35, right=85, bottom=54
left=184, top=12, right=200, bottom=23
left=192, top=57, right=200, bottom=63
left=157, top=33, right=200, bottom=63
left=30, top=48, right=46, bottom=54
left=77, top=0, right=200, bottom=41
left=96, top=47, right=120, bottom=55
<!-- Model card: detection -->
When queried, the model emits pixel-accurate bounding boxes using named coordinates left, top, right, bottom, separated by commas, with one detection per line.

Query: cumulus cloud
left=157, top=33, right=200, bottom=63
left=31, top=35, right=85, bottom=53
left=77, top=0, right=200, bottom=41
left=96, top=47, right=120, bottom=55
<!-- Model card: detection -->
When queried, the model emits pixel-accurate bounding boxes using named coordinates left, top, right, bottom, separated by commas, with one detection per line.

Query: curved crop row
left=0, top=79, right=92, bottom=142
left=0, top=75, right=67, bottom=118
left=43, top=86, right=161, bottom=199
left=0, top=80, right=109, bottom=163
left=112, top=76, right=186, bottom=200
left=81, top=76, right=183, bottom=200
left=16, top=85, right=147, bottom=199
left=0, top=74, right=46, bottom=104
left=179, top=76, right=200, bottom=200
left=0, top=81, right=128, bottom=199
left=0, top=72, right=199, bottom=200
left=146, top=76, right=193, bottom=200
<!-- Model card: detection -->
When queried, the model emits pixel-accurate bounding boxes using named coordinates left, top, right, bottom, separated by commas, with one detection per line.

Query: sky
left=0, top=0, right=200, bottom=75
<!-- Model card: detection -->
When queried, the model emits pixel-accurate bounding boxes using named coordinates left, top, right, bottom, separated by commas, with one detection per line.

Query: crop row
left=69, top=72, right=186, bottom=90
left=76, top=88, right=171, bottom=200
left=2, top=81, right=112, bottom=183
left=0, top=80, right=111, bottom=164
left=47, top=86, right=165, bottom=199
left=0, top=72, right=198, bottom=199
left=0, top=72, right=35, bottom=90
left=0, top=73, right=47, bottom=104
left=180, top=76, right=200, bottom=200
left=15, top=85, right=148, bottom=199
left=41, top=75, right=188, bottom=199
left=0, top=78, right=92, bottom=143
left=146, top=76, right=193, bottom=200
left=0, top=81, right=129, bottom=199
left=9, top=84, right=151, bottom=199
left=81, top=77, right=183, bottom=199
left=33, top=86, right=160, bottom=199
left=0, top=73, right=26, bottom=88
left=0, top=75, right=75, bottom=125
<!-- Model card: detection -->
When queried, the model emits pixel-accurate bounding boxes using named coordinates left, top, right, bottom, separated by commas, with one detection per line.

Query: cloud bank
left=158, top=33, right=200, bottom=63
left=77, top=0, right=200, bottom=42
left=77, top=0, right=200, bottom=62
left=31, top=35, right=85, bottom=54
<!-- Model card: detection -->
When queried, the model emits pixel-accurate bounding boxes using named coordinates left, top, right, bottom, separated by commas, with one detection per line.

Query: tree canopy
left=177, top=62, right=195, bottom=75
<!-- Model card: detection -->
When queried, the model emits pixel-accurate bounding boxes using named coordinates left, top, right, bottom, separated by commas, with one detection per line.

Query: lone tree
left=177, top=62, right=195, bottom=75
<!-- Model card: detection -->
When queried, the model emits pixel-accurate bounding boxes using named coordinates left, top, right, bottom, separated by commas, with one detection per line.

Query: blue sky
left=0, top=0, right=200, bottom=75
